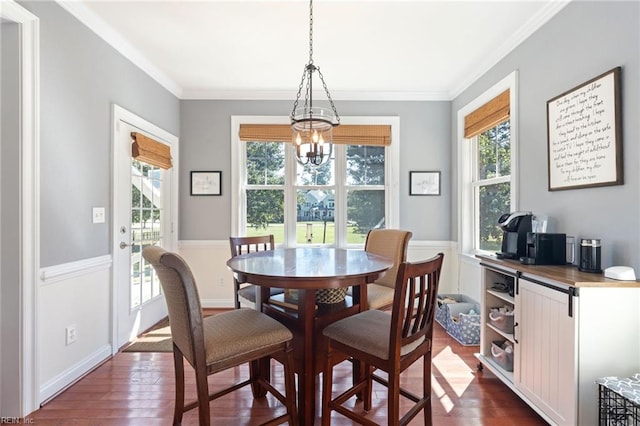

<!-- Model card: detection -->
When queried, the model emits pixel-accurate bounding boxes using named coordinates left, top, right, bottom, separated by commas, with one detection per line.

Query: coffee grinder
left=496, top=212, right=533, bottom=260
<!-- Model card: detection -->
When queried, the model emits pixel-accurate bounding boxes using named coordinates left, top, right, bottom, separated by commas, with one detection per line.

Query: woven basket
left=315, top=288, right=348, bottom=304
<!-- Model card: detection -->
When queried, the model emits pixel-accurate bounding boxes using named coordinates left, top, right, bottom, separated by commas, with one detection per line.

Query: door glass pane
left=346, top=145, right=385, bottom=185
left=346, top=189, right=385, bottom=244
left=478, top=121, right=511, bottom=180
left=245, top=189, right=285, bottom=244
left=478, top=182, right=510, bottom=252
left=296, top=189, right=335, bottom=245
left=131, top=160, right=163, bottom=309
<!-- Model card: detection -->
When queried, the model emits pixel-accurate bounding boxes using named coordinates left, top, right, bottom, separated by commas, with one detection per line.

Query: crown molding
left=56, top=1, right=183, bottom=98
left=180, top=89, right=451, bottom=101
left=448, top=0, right=571, bottom=99
left=57, top=0, right=570, bottom=102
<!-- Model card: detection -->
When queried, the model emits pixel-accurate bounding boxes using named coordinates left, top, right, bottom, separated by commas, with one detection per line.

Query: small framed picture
left=190, top=171, right=221, bottom=196
left=409, top=171, right=440, bottom=196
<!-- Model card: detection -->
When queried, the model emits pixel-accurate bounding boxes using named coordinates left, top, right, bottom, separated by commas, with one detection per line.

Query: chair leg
left=233, top=279, right=241, bottom=309
left=321, top=350, right=335, bottom=426
left=423, top=354, right=433, bottom=426
left=249, top=358, right=269, bottom=398
left=387, top=371, right=400, bottom=426
left=171, top=347, right=185, bottom=426
left=195, top=363, right=211, bottom=426
left=363, top=364, right=373, bottom=412
left=282, top=346, right=299, bottom=426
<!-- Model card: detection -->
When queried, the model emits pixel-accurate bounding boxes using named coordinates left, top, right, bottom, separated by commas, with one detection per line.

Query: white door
left=112, top=105, right=178, bottom=351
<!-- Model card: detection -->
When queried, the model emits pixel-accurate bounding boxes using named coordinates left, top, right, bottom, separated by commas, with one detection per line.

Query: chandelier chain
left=308, top=0, right=314, bottom=64
left=290, top=0, right=339, bottom=128
left=317, top=67, right=340, bottom=123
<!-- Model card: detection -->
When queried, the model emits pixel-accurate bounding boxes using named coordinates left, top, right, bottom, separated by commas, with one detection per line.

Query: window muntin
left=233, top=116, right=399, bottom=248
left=130, top=160, right=163, bottom=309
left=458, top=72, right=516, bottom=256
left=243, top=149, right=390, bottom=245
left=473, top=120, right=511, bottom=253
left=245, top=141, right=286, bottom=244
left=244, top=145, right=384, bottom=245
left=477, top=121, right=511, bottom=180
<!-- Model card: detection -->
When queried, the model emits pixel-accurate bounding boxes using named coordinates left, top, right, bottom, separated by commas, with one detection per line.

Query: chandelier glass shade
left=290, top=0, right=339, bottom=167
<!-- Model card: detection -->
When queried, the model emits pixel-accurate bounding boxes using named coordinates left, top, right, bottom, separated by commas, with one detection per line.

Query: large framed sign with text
left=547, top=67, right=622, bottom=191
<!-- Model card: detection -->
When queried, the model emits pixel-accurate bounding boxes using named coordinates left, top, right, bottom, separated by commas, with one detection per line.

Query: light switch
left=92, top=207, right=105, bottom=224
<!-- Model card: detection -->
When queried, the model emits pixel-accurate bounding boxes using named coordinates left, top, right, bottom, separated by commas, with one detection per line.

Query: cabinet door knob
left=513, top=322, right=519, bottom=344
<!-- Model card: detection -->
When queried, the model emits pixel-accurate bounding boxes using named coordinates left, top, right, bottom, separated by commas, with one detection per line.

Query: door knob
left=119, top=242, right=131, bottom=249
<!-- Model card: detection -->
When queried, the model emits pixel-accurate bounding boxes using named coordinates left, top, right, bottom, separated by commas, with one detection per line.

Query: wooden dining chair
left=362, top=228, right=413, bottom=310
left=229, top=235, right=283, bottom=309
left=322, top=253, right=445, bottom=426
left=142, top=246, right=298, bottom=426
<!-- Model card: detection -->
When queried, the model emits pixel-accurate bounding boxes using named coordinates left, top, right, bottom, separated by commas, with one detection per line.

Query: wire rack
left=599, top=384, right=640, bottom=425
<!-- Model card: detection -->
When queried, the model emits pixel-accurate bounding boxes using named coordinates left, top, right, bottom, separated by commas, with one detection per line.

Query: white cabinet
left=477, top=256, right=640, bottom=426
left=516, top=277, right=576, bottom=425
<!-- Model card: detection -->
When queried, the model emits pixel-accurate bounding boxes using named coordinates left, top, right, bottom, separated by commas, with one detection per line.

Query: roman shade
left=238, top=124, right=391, bottom=146
left=131, top=132, right=173, bottom=169
left=464, top=89, right=510, bottom=138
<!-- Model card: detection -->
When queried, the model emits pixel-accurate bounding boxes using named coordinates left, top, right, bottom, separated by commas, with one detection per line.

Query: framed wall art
left=547, top=67, right=623, bottom=191
left=409, top=171, right=441, bottom=196
left=190, top=171, right=221, bottom=196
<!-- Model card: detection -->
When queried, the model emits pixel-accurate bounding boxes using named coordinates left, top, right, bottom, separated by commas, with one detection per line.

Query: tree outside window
left=475, top=120, right=511, bottom=252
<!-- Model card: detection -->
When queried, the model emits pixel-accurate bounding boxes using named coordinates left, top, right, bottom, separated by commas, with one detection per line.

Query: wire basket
left=598, top=382, right=640, bottom=425
left=315, top=288, right=348, bottom=304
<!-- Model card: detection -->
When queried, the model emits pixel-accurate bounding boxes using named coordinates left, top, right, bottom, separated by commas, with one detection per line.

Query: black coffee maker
left=496, top=212, right=533, bottom=260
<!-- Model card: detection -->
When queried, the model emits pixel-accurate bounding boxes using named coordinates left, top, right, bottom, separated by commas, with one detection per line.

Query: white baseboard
left=39, top=344, right=112, bottom=403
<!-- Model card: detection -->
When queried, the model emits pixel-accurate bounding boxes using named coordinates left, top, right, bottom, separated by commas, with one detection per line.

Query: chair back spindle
left=229, top=235, right=277, bottom=309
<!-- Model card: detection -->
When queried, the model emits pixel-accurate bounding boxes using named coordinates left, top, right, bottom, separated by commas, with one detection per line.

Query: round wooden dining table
left=227, top=247, right=393, bottom=425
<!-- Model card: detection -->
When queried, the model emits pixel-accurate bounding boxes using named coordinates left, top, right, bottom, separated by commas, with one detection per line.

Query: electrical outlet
left=66, top=325, right=77, bottom=345
left=218, top=277, right=225, bottom=286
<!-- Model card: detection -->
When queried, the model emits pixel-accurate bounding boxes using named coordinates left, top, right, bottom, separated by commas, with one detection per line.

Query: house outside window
left=231, top=117, right=400, bottom=248
left=458, top=71, right=518, bottom=255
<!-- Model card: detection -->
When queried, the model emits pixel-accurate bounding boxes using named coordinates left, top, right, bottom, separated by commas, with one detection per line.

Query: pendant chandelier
left=290, top=0, right=340, bottom=167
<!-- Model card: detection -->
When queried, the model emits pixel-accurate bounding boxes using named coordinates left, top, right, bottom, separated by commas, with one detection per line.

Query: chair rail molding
left=40, top=255, right=112, bottom=286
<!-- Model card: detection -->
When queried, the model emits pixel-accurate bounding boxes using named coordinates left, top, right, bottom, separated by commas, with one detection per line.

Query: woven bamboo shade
left=464, top=89, right=510, bottom=138
left=238, top=124, right=391, bottom=146
left=131, top=132, right=172, bottom=169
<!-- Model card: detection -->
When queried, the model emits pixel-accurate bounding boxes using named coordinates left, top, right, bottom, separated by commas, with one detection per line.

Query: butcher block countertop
left=476, top=254, right=640, bottom=288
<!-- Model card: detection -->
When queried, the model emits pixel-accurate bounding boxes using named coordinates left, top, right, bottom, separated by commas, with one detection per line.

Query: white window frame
left=457, top=71, right=518, bottom=255
left=231, top=115, right=400, bottom=248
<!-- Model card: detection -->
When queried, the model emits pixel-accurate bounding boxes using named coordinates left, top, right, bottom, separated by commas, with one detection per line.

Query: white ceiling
left=59, top=0, right=570, bottom=100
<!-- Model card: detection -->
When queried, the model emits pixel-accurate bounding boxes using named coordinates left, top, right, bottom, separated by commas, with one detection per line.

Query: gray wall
left=20, top=1, right=180, bottom=267
left=452, top=1, right=640, bottom=270
left=179, top=100, right=451, bottom=241
left=1, top=20, right=21, bottom=416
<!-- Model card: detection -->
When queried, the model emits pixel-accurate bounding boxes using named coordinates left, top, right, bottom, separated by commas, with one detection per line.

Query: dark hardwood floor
left=26, top=311, right=548, bottom=425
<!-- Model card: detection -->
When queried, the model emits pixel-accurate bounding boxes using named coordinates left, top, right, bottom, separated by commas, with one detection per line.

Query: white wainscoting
left=178, top=240, right=461, bottom=308
left=38, top=255, right=112, bottom=403
left=457, top=253, right=482, bottom=303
